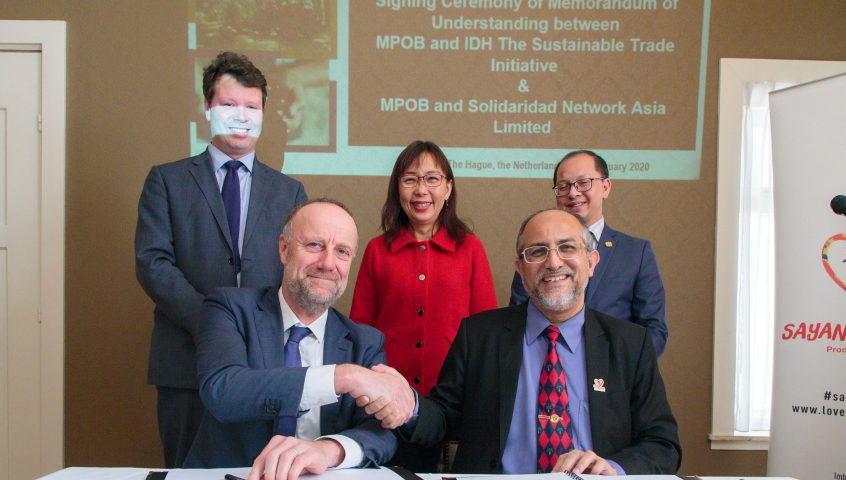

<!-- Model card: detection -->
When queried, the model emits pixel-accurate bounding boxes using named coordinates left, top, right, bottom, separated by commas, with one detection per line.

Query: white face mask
left=206, top=105, right=263, bottom=139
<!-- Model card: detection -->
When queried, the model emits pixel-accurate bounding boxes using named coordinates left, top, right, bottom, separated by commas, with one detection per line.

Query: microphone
left=832, top=195, right=846, bottom=216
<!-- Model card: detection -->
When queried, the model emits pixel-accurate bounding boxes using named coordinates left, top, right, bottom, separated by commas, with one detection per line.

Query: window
left=712, top=59, right=846, bottom=450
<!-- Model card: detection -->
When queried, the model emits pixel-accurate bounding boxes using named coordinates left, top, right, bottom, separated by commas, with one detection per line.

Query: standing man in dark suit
left=390, top=209, right=680, bottom=475
left=184, top=199, right=414, bottom=480
left=509, top=150, right=668, bottom=356
left=135, top=51, right=307, bottom=468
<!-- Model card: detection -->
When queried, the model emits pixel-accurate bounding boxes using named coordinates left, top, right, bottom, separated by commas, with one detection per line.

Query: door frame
left=0, top=20, right=66, bottom=473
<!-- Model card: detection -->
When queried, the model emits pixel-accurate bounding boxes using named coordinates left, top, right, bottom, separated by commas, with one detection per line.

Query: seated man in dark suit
left=184, top=199, right=415, bottom=480
left=509, top=150, right=668, bottom=356
left=376, top=209, right=680, bottom=475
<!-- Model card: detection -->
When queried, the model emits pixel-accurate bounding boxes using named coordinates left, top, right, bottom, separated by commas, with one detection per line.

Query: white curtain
left=733, top=81, right=793, bottom=433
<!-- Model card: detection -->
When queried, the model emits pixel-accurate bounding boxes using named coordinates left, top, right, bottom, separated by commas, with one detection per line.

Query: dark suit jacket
left=510, top=224, right=668, bottom=356
left=404, top=304, right=680, bottom=475
left=135, top=149, right=306, bottom=388
left=184, top=287, right=397, bottom=468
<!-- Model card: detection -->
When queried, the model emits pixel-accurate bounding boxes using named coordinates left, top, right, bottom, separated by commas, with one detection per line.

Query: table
left=37, top=467, right=798, bottom=480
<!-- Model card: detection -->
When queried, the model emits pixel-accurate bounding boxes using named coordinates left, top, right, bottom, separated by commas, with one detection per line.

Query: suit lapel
left=188, top=150, right=235, bottom=253
left=584, top=310, right=611, bottom=454
left=586, top=226, right=617, bottom=304
left=498, top=305, right=527, bottom=455
left=256, top=288, right=285, bottom=369
left=320, top=310, right=351, bottom=432
left=242, top=158, right=269, bottom=251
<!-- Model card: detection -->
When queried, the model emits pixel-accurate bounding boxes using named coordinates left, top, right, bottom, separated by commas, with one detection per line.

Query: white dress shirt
left=208, top=143, right=254, bottom=287
left=278, top=290, right=364, bottom=468
left=590, top=216, right=604, bottom=243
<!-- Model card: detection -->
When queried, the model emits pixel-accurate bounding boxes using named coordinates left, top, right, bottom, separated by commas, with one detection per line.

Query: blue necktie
left=274, top=325, right=312, bottom=436
left=221, top=160, right=243, bottom=274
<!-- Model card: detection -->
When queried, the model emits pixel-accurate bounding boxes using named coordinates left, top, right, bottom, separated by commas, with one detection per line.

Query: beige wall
left=2, top=0, right=845, bottom=473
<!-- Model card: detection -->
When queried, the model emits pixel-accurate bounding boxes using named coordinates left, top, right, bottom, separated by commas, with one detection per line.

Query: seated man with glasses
left=508, top=150, right=669, bottom=357
left=378, top=208, right=680, bottom=475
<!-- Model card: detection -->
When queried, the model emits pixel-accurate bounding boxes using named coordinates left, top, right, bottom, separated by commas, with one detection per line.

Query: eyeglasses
left=552, top=177, right=606, bottom=196
left=520, top=242, right=584, bottom=263
left=400, top=173, right=446, bottom=188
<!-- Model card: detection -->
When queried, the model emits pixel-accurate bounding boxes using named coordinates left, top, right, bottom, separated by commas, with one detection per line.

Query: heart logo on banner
left=821, top=233, right=846, bottom=291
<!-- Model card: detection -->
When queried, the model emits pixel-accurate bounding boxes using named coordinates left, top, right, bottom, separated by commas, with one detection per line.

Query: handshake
left=246, top=364, right=416, bottom=480
left=335, top=363, right=416, bottom=429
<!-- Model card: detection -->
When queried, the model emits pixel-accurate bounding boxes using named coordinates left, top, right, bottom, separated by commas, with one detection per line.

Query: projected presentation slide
left=188, top=0, right=711, bottom=179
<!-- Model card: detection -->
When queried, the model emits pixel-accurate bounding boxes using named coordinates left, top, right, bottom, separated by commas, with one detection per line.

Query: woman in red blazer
left=350, top=140, right=498, bottom=470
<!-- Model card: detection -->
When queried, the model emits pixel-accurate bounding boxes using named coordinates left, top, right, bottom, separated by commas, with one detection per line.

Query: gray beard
left=284, top=275, right=342, bottom=316
left=530, top=271, right=585, bottom=312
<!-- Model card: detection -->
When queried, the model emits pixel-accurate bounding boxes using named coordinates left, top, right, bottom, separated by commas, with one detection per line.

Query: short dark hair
left=552, top=150, right=609, bottom=185
left=515, top=208, right=597, bottom=256
left=381, top=140, right=471, bottom=246
left=282, top=197, right=355, bottom=239
left=202, top=51, right=268, bottom=108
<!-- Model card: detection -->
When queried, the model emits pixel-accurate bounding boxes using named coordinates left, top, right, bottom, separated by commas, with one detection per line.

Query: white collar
left=589, top=217, right=605, bottom=241
left=277, top=288, right=328, bottom=343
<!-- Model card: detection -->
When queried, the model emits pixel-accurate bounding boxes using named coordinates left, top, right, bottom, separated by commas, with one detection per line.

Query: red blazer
left=350, top=228, right=498, bottom=395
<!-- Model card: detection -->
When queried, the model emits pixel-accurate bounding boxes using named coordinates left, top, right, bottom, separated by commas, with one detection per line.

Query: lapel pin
left=593, top=378, right=606, bottom=392
left=605, top=241, right=613, bottom=247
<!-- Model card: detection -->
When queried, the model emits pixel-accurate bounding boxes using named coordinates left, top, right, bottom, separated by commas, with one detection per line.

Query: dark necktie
left=537, top=325, right=574, bottom=472
left=274, top=325, right=312, bottom=437
left=221, top=160, right=243, bottom=274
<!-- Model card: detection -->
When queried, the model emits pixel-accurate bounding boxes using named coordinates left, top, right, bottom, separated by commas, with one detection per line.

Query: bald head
left=516, top=208, right=597, bottom=256
left=514, top=209, right=599, bottom=323
left=278, top=199, right=358, bottom=323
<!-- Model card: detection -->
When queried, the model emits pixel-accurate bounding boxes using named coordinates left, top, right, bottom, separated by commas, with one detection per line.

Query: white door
left=0, top=50, right=43, bottom=480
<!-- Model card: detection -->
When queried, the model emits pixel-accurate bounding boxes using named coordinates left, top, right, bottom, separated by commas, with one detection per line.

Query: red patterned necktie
left=537, top=325, right=574, bottom=473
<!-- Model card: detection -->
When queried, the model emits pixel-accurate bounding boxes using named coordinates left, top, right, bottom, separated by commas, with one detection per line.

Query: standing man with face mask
left=135, top=51, right=307, bottom=468
left=509, top=150, right=668, bottom=356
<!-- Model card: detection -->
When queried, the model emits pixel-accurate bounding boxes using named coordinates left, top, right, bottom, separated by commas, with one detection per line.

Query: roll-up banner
left=768, top=73, right=846, bottom=479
